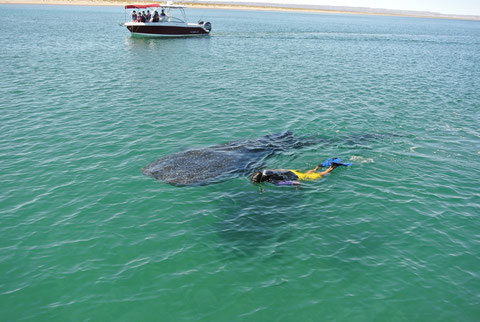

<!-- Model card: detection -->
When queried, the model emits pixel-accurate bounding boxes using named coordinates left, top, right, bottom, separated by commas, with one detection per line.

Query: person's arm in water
left=305, top=164, right=338, bottom=175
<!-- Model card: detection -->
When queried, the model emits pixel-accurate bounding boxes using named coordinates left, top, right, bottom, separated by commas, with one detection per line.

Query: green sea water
left=1, top=4, right=479, bottom=320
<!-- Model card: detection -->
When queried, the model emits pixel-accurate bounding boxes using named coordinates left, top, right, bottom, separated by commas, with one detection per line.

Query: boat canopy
left=125, top=4, right=159, bottom=9
left=124, top=4, right=185, bottom=9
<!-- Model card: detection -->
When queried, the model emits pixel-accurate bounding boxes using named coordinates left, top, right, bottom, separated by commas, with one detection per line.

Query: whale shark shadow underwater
left=141, top=131, right=396, bottom=186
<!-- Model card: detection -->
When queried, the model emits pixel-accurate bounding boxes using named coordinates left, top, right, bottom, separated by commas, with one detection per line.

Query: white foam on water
left=349, top=156, right=374, bottom=163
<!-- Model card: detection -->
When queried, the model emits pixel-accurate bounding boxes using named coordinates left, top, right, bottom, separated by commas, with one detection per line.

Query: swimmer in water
left=250, top=163, right=339, bottom=185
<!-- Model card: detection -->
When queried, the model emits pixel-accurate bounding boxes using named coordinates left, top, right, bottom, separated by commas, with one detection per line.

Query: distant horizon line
left=184, top=0, right=480, bottom=20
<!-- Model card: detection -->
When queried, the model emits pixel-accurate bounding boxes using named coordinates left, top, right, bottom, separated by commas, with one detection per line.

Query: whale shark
left=141, top=131, right=314, bottom=186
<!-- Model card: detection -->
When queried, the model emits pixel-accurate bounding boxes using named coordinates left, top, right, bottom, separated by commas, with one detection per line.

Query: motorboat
left=122, top=1, right=212, bottom=37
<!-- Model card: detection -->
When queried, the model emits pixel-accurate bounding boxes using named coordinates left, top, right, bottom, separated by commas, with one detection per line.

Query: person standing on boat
left=160, top=9, right=166, bottom=21
left=146, top=10, right=151, bottom=22
left=152, top=11, right=160, bottom=22
left=131, top=10, right=137, bottom=22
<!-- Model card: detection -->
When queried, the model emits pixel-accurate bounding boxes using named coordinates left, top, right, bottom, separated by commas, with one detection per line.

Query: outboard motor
left=204, top=21, right=212, bottom=32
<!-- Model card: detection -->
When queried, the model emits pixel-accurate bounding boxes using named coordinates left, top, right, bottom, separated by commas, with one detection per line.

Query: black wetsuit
left=262, top=170, right=298, bottom=184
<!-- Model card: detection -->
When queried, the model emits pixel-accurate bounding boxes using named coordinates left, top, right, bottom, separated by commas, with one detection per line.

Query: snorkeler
left=250, top=158, right=351, bottom=185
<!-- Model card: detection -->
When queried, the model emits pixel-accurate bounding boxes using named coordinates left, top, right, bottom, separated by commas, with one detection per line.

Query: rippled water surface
left=1, top=4, right=480, bottom=320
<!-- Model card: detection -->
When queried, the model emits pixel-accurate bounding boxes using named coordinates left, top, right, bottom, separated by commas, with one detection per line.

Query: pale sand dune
left=0, top=0, right=358, bottom=13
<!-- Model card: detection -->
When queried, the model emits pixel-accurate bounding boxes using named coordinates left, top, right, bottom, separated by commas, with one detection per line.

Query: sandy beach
left=1, top=0, right=477, bottom=20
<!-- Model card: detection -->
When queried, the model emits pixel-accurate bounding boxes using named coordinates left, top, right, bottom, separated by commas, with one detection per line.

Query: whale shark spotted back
left=141, top=131, right=309, bottom=186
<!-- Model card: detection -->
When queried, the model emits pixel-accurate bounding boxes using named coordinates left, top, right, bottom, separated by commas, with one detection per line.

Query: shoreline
left=1, top=0, right=479, bottom=21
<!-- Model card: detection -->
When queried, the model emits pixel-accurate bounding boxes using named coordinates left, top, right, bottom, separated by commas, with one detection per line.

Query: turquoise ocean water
left=1, top=4, right=479, bottom=320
